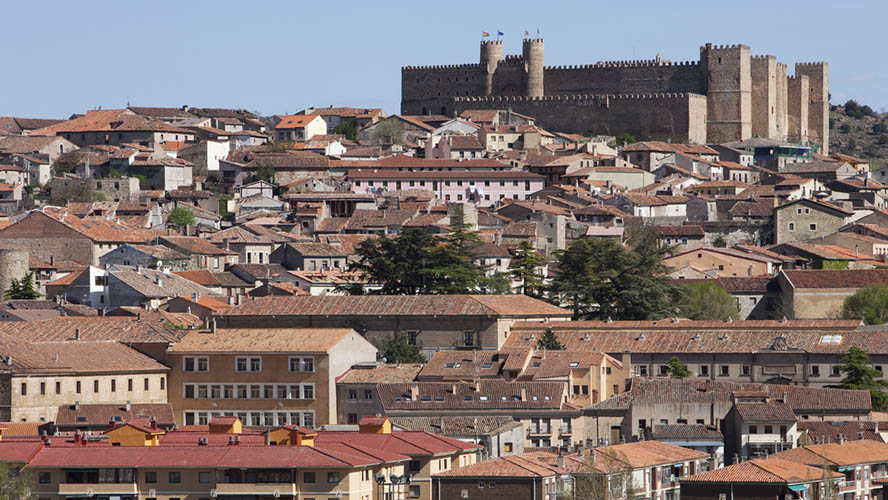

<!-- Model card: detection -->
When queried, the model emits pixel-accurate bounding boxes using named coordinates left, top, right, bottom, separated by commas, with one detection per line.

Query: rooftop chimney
left=520, top=385, right=527, bottom=402
left=74, top=329, right=81, bottom=341
left=210, top=319, right=217, bottom=333
left=410, top=384, right=419, bottom=400
left=126, top=401, right=131, bottom=412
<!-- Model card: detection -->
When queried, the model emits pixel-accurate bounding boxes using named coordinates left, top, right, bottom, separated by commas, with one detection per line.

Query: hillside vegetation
left=830, top=100, right=887, bottom=169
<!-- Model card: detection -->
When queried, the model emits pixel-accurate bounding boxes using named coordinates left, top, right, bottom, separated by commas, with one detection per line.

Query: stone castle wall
left=401, top=41, right=827, bottom=149
left=451, top=93, right=708, bottom=144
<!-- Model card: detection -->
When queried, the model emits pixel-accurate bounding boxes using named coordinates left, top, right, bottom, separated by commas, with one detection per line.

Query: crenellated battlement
left=402, top=63, right=482, bottom=71
left=503, top=54, right=526, bottom=62
left=453, top=92, right=698, bottom=103
left=480, top=40, right=503, bottom=46
left=701, top=43, right=750, bottom=51
left=751, top=55, right=776, bottom=61
left=795, top=61, right=827, bottom=67
left=544, top=59, right=699, bottom=70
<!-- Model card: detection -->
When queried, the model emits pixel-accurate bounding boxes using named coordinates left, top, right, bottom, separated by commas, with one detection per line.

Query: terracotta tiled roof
left=683, top=457, right=839, bottom=484
left=0, top=338, right=169, bottom=375
left=55, top=403, right=174, bottom=427
left=337, top=363, right=423, bottom=384
left=0, top=316, right=190, bottom=344
left=782, top=269, right=888, bottom=289
left=771, top=440, right=888, bottom=467
left=167, top=328, right=359, bottom=354
left=735, top=401, right=797, bottom=422
left=221, top=294, right=571, bottom=318
left=650, top=424, right=723, bottom=441
left=798, top=421, right=884, bottom=443
left=436, top=451, right=563, bottom=478
left=160, top=236, right=237, bottom=256
left=656, top=225, right=704, bottom=237
left=378, top=381, right=570, bottom=411
left=274, top=114, right=321, bottom=130
left=390, top=416, right=520, bottom=436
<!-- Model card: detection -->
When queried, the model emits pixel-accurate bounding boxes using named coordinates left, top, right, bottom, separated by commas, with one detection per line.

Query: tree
left=4, top=272, right=41, bottom=300
left=841, top=284, right=888, bottom=325
left=839, top=123, right=852, bottom=133
left=674, top=282, right=740, bottom=321
left=371, top=118, right=405, bottom=145
left=712, top=235, right=727, bottom=248
left=537, top=327, right=564, bottom=350
left=667, top=356, right=691, bottom=379
left=828, top=347, right=888, bottom=411
left=0, top=462, right=33, bottom=500
left=332, top=120, right=357, bottom=140
left=168, top=206, right=196, bottom=229
left=614, top=133, right=637, bottom=146
left=572, top=449, right=640, bottom=500
left=510, top=241, right=546, bottom=296
left=550, top=227, right=679, bottom=320
left=377, top=331, right=426, bottom=363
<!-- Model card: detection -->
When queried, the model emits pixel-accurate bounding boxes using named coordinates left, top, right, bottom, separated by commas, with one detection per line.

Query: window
left=199, top=472, right=210, bottom=484
left=742, top=365, right=750, bottom=376
left=660, top=365, right=669, bottom=376
left=639, top=365, right=648, bottom=377
left=303, top=472, right=316, bottom=483
left=811, top=365, right=820, bottom=377
left=93, top=380, right=99, bottom=393
left=407, top=330, right=418, bottom=345
left=184, top=357, right=209, bottom=372
left=144, top=378, right=149, bottom=390
left=303, top=385, right=314, bottom=400
left=128, top=379, right=133, bottom=391
left=749, top=425, right=758, bottom=434
left=236, top=357, right=262, bottom=372
left=810, top=223, right=817, bottom=231
left=289, top=357, right=314, bottom=372
left=20, top=382, right=26, bottom=396
left=463, top=331, right=474, bottom=347
left=327, top=472, right=340, bottom=483
left=110, top=380, right=116, bottom=392
left=764, top=425, right=773, bottom=434
left=788, top=222, right=795, bottom=231
left=160, top=378, right=165, bottom=390
left=699, top=365, right=709, bottom=376
left=720, top=365, right=729, bottom=376
left=39, top=472, right=50, bottom=484
left=832, top=366, right=841, bottom=376
left=169, top=472, right=181, bottom=483
left=409, top=485, right=421, bottom=498
left=348, top=390, right=357, bottom=400
left=40, top=382, right=45, bottom=395
left=478, top=481, right=485, bottom=489
left=55, top=382, right=61, bottom=395
left=145, top=471, right=157, bottom=483
left=364, top=390, right=373, bottom=400
left=76, top=381, right=81, bottom=393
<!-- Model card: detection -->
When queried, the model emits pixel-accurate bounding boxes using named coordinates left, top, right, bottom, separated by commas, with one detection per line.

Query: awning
left=788, top=484, right=808, bottom=492
left=838, top=466, right=853, bottom=472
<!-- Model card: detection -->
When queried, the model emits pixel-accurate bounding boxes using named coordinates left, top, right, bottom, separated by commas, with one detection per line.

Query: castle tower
left=750, top=55, right=777, bottom=139
left=480, top=40, right=504, bottom=96
left=700, top=43, right=752, bottom=144
left=775, top=63, right=788, bottom=141
left=795, top=62, right=829, bottom=154
left=522, top=38, right=544, bottom=98
left=787, top=74, right=809, bottom=144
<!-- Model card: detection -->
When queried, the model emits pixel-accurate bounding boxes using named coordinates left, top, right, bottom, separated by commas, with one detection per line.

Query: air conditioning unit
left=86, top=489, right=94, bottom=497
left=148, top=489, right=157, bottom=497
left=273, top=491, right=280, bottom=498
left=210, top=489, right=217, bottom=498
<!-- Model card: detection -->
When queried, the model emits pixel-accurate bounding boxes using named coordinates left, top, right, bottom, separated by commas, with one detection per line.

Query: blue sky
left=2, top=0, right=886, bottom=118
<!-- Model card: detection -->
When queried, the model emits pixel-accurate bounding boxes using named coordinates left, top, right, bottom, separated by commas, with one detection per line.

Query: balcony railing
left=838, top=479, right=857, bottom=490
left=527, top=428, right=551, bottom=436
left=215, top=483, right=297, bottom=496
left=58, top=483, right=138, bottom=496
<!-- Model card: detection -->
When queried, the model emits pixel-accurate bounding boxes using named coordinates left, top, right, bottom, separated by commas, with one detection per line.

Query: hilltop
left=829, top=100, right=887, bottom=168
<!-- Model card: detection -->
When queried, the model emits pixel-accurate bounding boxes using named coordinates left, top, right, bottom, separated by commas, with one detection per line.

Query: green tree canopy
left=0, top=462, right=33, bottom=500
left=841, top=284, right=888, bottom=325
left=667, top=356, right=691, bottom=379
left=349, top=225, right=491, bottom=295
left=377, top=331, right=426, bottom=363
left=4, top=272, right=41, bottom=300
left=332, top=120, right=357, bottom=140
left=510, top=240, right=546, bottom=297
left=615, top=133, right=637, bottom=146
left=168, top=206, right=196, bottom=229
left=829, top=347, right=888, bottom=411
left=549, top=226, right=679, bottom=320
left=674, top=282, right=739, bottom=321
left=537, top=327, right=564, bottom=350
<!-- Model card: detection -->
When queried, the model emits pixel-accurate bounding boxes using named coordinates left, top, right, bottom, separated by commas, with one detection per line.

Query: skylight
left=820, top=335, right=843, bottom=344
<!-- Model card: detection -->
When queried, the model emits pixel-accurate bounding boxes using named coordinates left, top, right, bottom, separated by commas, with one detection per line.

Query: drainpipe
left=532, top=477, right=537, bottom=500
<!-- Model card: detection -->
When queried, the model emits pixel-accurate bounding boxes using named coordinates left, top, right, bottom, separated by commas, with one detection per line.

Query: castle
left=401, top=40, right=828, bottom=152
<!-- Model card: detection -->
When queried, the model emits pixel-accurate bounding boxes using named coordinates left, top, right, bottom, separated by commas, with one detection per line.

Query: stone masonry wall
left=452, top=93, right=708, bottom=144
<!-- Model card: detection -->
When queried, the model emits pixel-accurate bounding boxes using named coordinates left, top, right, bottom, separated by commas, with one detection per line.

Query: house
left=296, top=106, right=386, bottom=133
left=780, top=160, right=857, bottom=181
left=237, top=180, right=275, bottom=198
left=769, top=242, right=872, bottom=270
left=777, top=269, right=888, bottom=319
left=664, top=247, right=782, bottom=278
left=724, top=392, right=798, bottom=462
left=562, top=165, right=655, bottom=191
left=269, top=242, right=351, bottom=271
left=427, top=134, right=485, bottom=160
left=646, top=424, right=726, bottom=468
left=62, top=265, right=214, bottom=311
left=349, top=169, right=545, bottom=207
left=774, top=198, right=854, bottom=245
left=166, top=326, right=377, bottom=427
left=98, top=244, right=189, bottom=270
left=214, top=295, right=572, bottom=354
left=165, top=294, right=232, bottom=320
left=655, top=225, right=705, bottom=251
left=433, top=451, right=571, bottom=500
left=203, top=226, right=278, bottom=265
left=605, top=193, right=687, bottom=221
left=390, top=416, right=524, bottom=458
left=0, top=337, right=169, bottom=423
left=159, top=236, right=239, bottom=271
left=680, top=457, right=841, bottom=500
left=0, top=135, right=78, bottom=162
left=286, top=270, right=378, bottom=296
left=273, top=115, right=326, bottom=142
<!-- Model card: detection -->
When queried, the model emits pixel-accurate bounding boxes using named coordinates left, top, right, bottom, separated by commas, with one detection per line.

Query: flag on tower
left=497, top=31, right=504, bottom=36
left=482, top=32, right=490, bottom=37
left=525, top=30, right=530, bottom=36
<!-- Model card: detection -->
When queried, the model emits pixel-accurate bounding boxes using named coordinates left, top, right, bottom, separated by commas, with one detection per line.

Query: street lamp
left=375, top=473, right=412, bottom=500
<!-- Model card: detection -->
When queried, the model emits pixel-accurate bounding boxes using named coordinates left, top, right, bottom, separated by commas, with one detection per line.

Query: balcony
left=527, top=428, right=552, bottom=437
left=838, top=479, right=857, bottom=490
left=559, top=427, right=573, bottom=436
left=215, top=483, right=297, bottom=496
left=58, top=483, right=138, bottom=496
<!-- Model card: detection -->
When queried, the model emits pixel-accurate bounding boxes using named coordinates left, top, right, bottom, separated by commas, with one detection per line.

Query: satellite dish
left=156, top=260, right=163, bottom=269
